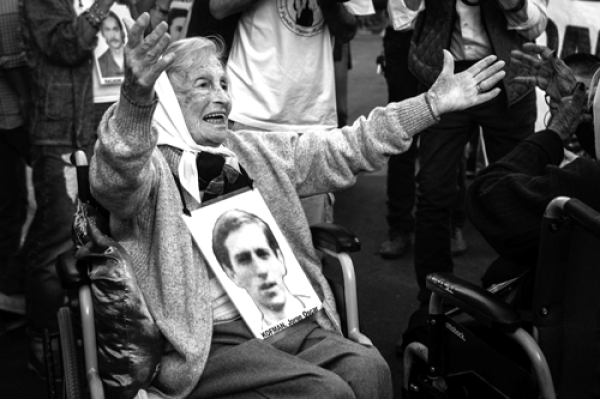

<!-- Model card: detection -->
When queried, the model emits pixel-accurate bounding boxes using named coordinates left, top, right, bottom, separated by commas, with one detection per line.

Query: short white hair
left=163, top=36, right=226, bottom=95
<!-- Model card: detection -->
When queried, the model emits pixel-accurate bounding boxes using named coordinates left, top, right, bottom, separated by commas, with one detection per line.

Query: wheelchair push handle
left=426, top=272, right=521, bottom=332
left=545, top=196, right=600, bottom=236
left=70, top=150, right=92, bottom=204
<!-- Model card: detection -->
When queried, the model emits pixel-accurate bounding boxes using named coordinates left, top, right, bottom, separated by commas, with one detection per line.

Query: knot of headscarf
left=196, top=152, right=250, bottom=202
left=154, top=72, right=245, bottom=203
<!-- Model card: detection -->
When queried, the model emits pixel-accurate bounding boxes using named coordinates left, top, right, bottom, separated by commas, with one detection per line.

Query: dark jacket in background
left=22, top=0, right=96, bottom=148
left=467, top=130, right=600, bottom=269
left=186, top=0, right=240, bottom=58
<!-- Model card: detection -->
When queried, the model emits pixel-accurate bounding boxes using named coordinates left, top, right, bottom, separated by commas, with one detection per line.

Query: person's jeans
left=382, top=28, right=421, bottom=236
left=414, top=87, right=537, bottom=304
left=20, top=145, right=80, bottom=337
left=0, top=125, right=30, bottom=292
left=382, top=28, right=469, bottom=237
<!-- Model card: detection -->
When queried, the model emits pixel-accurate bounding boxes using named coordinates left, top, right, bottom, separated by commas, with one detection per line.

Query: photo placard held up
left=183, top=189, right=323, bottom=339
left=73, top=0, right=132, bottom=102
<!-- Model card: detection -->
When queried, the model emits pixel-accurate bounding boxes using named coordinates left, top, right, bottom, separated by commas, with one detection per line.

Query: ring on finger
left=476, top=83, right=483, bottom=93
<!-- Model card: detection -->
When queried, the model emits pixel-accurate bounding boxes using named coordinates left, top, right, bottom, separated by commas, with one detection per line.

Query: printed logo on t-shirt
left=277, top=0, right=325, bottom=37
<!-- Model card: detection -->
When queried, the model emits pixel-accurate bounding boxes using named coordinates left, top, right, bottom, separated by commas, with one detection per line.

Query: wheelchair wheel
left=58, top=307, right=82, bottom=399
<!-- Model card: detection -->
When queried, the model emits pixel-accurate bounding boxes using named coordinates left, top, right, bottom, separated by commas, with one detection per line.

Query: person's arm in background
left=23, top=0, right=116, bottom=65
left=387, top=0, right=424, bottom=30
left=0, top=0, right=32, bottom=123
left=496, top=0, right=548, bottom=40
left=319, top=0, right=358, bottom=44
left=209, top=0, right=256, bottom=20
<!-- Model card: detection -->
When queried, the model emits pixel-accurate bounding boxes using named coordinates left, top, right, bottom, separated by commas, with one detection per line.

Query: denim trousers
left=0, top=125, right=30, bottom=291
left=414, top=88, right=537, bottom=303
left=20, top=145, right=80, bottom=337
left=383, top=28, right=468, bottom=237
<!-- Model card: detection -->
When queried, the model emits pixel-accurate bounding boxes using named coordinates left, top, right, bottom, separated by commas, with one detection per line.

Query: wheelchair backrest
left=533, top=197, right=600, bottom=399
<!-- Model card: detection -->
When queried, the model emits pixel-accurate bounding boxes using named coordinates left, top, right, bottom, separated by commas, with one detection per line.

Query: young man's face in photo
left=101, top=16, right=124, bottom=50
left=224, top=223, right=287, bottom=312
left=169, top=16, right=186, bottom=41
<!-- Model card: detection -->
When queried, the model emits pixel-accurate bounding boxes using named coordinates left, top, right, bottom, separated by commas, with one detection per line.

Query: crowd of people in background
left=1, top=0, right=599, bottom=397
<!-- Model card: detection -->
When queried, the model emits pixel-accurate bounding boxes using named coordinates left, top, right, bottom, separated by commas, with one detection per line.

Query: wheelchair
left=402, top=196, right=600, bottom=399
left=47, top=150, right=371, bottom=399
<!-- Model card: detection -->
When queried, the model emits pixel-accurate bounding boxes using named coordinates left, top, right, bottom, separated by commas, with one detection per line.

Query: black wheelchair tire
left=58, top=307, right=82, bottom=399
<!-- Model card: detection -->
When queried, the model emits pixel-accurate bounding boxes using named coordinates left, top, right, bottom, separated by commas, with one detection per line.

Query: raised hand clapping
left=427, top=50, right=506, bottom=117
left=511, top=43, right=578, bottom=102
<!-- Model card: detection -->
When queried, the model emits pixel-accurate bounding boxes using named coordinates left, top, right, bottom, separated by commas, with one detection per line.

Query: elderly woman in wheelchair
left=70, top=11, right=507, bottom=399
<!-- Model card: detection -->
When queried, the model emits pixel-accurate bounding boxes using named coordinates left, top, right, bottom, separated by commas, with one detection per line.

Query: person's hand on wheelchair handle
left=426, top=50, right=506, bottom=118
left=122, top=13, right=176, bottom=104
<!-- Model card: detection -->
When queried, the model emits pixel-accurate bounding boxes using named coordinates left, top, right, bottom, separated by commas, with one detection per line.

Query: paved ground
left=0, top=30, right=496, bottom=398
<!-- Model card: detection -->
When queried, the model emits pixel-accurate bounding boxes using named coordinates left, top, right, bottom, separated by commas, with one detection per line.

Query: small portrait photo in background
left=93, top=5, right=130, bottom=85
left=183, top=189, right=323, bottom=339
left=167, top=6, right=189, bottom=42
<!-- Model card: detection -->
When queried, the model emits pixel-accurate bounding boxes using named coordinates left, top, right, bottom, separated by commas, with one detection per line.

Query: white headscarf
left=592, top=68, right=600, bottom=160
left=154, top=72, right=239, bottom=203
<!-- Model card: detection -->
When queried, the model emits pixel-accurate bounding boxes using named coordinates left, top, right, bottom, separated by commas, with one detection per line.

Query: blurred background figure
left=19, top=0, right=117, bottom=378
left=393, top=0, right=548, bottom=305
left=0, top=0, right=31, bottom=334
left=211, top=0, right=374, bottom=226
left=186, top=0, right=241, bottom=56
left=374, top=0, right=469, bottom=261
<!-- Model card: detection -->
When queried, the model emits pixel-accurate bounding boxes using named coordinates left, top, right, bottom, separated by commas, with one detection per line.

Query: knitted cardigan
left=90, top=89, right=436, bottom=399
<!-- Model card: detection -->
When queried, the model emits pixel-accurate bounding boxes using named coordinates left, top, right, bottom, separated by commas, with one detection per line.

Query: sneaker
left=450, top=227, right=468, bottom=256
left=379, top=232, right=411, bottom=259
left=0, top=291, right=25, bottom=314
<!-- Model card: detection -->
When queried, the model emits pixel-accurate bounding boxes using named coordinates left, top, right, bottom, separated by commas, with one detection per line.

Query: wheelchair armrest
left=426, top=273, right=521, bottom=332
left=56, top=248, right=90, bottom=290
left=310, top=223, right=361, bottom=254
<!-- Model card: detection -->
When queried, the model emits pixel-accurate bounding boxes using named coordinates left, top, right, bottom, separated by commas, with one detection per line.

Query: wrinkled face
left=174, top=56, right=231, bottom=146
left=224, top=224, right=287, bottom=312
left=101, top=17, right=123, bottom=50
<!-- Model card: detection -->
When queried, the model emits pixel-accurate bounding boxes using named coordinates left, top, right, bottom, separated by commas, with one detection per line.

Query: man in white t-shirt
left=210, top=0, right=374, bottom=225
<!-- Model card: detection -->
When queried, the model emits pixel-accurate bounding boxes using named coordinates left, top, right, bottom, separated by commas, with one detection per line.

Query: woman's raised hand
left=122, top=13, right=175, bottom=103
left=427, top=50, right=506, bottom=117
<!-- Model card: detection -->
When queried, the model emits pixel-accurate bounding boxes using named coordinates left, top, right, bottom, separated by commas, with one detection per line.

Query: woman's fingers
left=144, top=26, right=171, bottom=63
left=474, top=87, right=502, bottom=105
left=473, top=60, right=506, bottom=84
left=139, top=21, right=169, bottom=53
left=124, top=13, right=149, bottom=49
left=465, top=54, right=498, bottom=77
